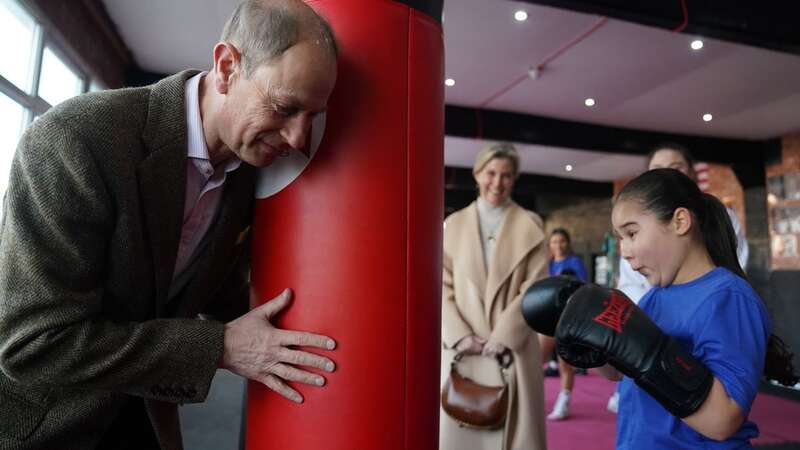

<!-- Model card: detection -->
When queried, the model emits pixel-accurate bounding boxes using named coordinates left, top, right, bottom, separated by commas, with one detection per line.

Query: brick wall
left=539, top=195, right=613, bottom=283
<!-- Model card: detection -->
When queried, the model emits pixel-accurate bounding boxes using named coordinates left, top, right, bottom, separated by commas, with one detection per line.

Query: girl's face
left=549, top=233, right=569, bottom=260
left=612, top=198, right=688, bottom=287
left=475, top=157, right=516, bottom=206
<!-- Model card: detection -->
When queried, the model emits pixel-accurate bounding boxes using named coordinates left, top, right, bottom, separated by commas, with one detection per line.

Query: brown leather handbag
left=441, top=350, right=513, bottom=430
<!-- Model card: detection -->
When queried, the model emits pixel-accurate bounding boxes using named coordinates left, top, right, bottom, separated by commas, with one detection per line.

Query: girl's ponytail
left=700, top=194, right=745, bottom=279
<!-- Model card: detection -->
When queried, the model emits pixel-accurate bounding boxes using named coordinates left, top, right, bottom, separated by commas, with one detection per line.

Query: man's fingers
left=271, top=363, right=326, bottom=386
left=262, top=374, right=303, bottom=403
left=254, top=288, right=292, bottom=319
left=278, top=329, right=336, bottom=350
left=279, top=348, right=336, bottom=372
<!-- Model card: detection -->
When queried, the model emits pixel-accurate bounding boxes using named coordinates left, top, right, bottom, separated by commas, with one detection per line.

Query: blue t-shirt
left=549, top=254, right=588, bottom=282
left=617, top=267, right=771, bottom=450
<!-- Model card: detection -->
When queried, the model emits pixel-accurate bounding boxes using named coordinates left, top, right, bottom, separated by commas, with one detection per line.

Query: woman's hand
left=481, top=340, right=508, bottom=357
left=455, top=335, right=486, bottom=354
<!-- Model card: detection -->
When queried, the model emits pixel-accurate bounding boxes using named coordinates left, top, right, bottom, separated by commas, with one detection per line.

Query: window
left=0, top=0, right=95, bottom=207
left=39, top=46, right=84, bottom=106
left=0, top=0, right=36, bottom=92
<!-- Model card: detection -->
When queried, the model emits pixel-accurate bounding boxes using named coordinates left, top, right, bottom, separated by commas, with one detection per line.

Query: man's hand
left=454, top=335, right=485, bottom=355
left=221, top=288, right=336, bottom=403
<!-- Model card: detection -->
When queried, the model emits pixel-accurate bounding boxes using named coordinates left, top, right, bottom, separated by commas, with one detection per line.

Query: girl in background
left=541, top=228, right=588, bottom=420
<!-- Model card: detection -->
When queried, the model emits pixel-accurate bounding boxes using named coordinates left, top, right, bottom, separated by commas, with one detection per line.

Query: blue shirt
left=549, top=254, right=588, bottom=282
left=617, top=267, right=771, bottom=450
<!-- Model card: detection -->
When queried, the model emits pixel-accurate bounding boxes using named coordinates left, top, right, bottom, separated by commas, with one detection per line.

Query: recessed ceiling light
left=444, top=78, right=455, bottom=87
left=691, top=40, right=704, bottom=50
left=703, top=113, right=713, bottom=122
left=584, top=98, right=596, bottom=107
left=514, top=10, right=528, bottom=22
left=565, top=164, right=574, bottom=172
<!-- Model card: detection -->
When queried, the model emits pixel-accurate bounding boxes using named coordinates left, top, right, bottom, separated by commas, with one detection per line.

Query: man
left=0, top=1, right=338, bottom=448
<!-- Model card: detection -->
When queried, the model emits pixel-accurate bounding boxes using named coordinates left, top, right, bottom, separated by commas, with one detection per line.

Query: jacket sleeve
left=441, top=220, right=473, bottom=349
left=0, top=117, right=221, bottom=404
left=490, top=215, right=549, bottom=351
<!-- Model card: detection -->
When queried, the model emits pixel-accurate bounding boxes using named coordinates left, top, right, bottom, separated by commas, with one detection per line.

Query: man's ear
left=212, top=42, right=242, bottom=95
left=672, top=207, right=693, bottom=236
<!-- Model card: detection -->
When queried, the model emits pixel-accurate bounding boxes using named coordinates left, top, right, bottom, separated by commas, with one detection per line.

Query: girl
left=542, top=228, right=588, bottom=420
left=603, top=168, right=797, bottom=449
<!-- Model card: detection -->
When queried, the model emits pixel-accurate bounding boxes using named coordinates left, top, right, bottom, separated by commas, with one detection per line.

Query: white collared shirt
left=173, top=72, right=242, bottom=279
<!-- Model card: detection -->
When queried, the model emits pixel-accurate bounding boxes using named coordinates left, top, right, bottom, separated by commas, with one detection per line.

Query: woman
left=441, top=143, right=549, bottom=450
left=541, top=228, right=588, bottom=420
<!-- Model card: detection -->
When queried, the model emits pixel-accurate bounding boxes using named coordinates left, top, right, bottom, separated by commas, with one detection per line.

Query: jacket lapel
left=484, top=202, right=544, bottom=316
left=170, top=164, right=256, bottom=317
left=137, top=71, right=198, bottom=316
left=461, top=201, right=487, bottom=295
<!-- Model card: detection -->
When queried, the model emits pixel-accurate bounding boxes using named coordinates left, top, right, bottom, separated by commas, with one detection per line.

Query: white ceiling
left=102, top=0, right=800, bottom=182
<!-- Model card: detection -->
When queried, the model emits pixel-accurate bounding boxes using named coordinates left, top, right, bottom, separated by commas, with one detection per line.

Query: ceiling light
left=565, top=164, right=573, bottom=172
left=691, top=40, right=704, bottom=50
left=584, top=98, right=596, bottom=107
left=514, top=10, right=528, bottom=22
left=702, top=113, right=713, bottom=122
left=444, top=78, right=455, bottom=87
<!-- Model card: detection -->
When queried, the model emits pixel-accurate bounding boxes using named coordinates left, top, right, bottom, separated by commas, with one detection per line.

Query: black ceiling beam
left=518, top=0, right=800, bottom=57
left=445, top=166, right=612, bottom=198
left=445, top=105, right=776, bottom=188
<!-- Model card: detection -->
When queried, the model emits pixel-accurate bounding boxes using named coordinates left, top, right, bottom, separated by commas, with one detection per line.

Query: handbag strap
left=452, top=349, right=513, bottom=370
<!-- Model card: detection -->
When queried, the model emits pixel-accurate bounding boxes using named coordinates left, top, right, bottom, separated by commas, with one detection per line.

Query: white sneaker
left=547, top=390, right=570, bottom=420
left=607, top=391, right=619, bottom=414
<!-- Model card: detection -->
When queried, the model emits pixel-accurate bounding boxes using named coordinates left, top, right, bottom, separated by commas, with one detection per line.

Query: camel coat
left=441, top=201, right=549, bottom=450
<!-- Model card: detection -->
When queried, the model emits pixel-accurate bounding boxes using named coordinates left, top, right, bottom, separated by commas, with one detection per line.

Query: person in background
left=540, top=228, right=588, bottom=420
left=442, top=142, right=549, bottom=450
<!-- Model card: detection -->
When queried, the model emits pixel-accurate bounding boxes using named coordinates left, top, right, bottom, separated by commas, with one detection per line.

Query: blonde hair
left=473, top=142, right=520, bottom=176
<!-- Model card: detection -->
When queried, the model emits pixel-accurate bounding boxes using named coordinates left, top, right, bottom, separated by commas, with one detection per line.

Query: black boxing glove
left=555, top=284, right=713, bottom=418
left=521, top=275, right=584, bottom=336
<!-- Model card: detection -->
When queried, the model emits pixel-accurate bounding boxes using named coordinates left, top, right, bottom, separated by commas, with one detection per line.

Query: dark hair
left=647, top=142, right=696, bottom=178
left=549, top=228, right=573, bottom=254
left=618, top=168, right=798, bottom=386
left=550, top=228, right=572, bottom=244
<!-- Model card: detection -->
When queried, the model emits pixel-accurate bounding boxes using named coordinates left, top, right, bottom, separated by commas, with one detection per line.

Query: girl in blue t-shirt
left=542, top=228, right=588, bottom=419
left=600, top=168, right=798, bottom=449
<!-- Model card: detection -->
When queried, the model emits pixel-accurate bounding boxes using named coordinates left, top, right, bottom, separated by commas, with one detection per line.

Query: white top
left=476, top=197, right=510, bottom=271
left=616, top=206, right=749, bottom=303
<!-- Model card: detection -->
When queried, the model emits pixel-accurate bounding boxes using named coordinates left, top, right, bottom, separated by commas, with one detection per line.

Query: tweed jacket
left=0, top=71, right=255, bottom=450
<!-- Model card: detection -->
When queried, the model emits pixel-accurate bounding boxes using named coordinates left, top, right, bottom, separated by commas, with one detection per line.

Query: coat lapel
left=170, top=164, right=256, bottom=317
left=137, top=71, right=198, bottom=316
left=484, top=202, right=544, bottom=316
left=461, top=202, right=487, bottom=295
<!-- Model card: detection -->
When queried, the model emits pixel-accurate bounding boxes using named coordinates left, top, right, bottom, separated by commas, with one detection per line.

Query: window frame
left=0, top=0, right=95, bottom=129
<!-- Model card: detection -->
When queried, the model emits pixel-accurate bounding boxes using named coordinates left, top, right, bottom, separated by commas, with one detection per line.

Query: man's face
left=648, top=149, right=694, bottom=179
left=221, top=41, right=337, bottom=167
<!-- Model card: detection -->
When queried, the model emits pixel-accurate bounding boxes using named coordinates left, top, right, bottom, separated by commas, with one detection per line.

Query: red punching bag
left=246, top=1, right=444, bottom=449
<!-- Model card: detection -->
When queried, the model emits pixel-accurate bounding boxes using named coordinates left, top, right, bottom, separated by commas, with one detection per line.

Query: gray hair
left=221, top=0, right=338, bottom=76
left=473, top=142, right=520, bottom=176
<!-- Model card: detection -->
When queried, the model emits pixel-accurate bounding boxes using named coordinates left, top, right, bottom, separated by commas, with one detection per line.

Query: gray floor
left=180, top=369, right=246, bottom=450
